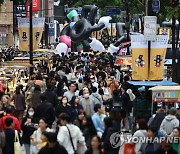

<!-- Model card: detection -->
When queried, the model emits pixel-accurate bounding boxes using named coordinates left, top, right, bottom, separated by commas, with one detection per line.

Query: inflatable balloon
left=108, top=44, right=120, bottom=55
left=108, top=36, right=127, bottom=55
left=60, top=24, right=71, bottom=36
left=89, top=38, right=105, bottom=52
left=77, top=44, right=83, bottom=52
left=71, top=19, right=105, bottom=43
left=67, top=10, right=78, bottom=20
left=56, top=43, right=68, bottom=55
left=70, top=22, right=76, bottom=29
left=60, top=35, right=71, bottom=47
left=98, top=16, right=112, bottom=28
left=81, top=5, right=98, bottom=25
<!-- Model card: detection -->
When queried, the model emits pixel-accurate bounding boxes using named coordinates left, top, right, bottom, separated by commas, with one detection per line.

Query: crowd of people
left=0, top=50, right=179, bottom=154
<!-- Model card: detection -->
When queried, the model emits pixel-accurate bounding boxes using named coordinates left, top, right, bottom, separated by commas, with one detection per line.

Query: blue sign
left=105, top=8, right=120, bottom=15
left=152, top=0, right=160, bottom=13
left=48, top=28, right=54, bottom=36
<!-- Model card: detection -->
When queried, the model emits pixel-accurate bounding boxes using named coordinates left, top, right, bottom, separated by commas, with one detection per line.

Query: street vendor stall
left=149, top=86, right=180, bottom=114
left=149, top=86, right=180, bottom=103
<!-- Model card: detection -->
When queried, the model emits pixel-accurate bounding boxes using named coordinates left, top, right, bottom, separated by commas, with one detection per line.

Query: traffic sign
left=48, top=28, right=54, bottom=36
left=105, top=8, right=120, bottom=15
left=144, top=16, right=157, bottom=41
left=152, top=0, right=160, bottom=13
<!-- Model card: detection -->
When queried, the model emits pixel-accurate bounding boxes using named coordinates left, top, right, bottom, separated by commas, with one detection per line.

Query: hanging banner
left=131, top=35, right=148, bottom=80
left=97, top=30, right=102, bottom=40
left=107, top=23, right=112, bottom=36
left=18, top=18, right=45, bottom=51
left=112, top=23, right=116, bottom=36
left=149, top=35, right=168, bottom=80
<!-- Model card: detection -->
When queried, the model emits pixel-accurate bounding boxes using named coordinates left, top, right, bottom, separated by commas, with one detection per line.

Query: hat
left=138, top=86, right=145, bottom=92
left=169, top=107, right=177, bottom=115
left=71, top=75, right=77, bottom=82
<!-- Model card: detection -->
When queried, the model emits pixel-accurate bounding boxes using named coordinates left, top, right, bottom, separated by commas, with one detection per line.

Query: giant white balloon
left=108, top=44, right=119, bottom=55
left=98, top=16, right=112, bottom=28
left=56, top=43, right=68, bottom=55
left=90, top=38, right=105, bottom=52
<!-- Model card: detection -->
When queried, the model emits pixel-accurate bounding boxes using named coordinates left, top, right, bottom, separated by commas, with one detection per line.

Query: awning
left=127, top=80, right=178, bottom=86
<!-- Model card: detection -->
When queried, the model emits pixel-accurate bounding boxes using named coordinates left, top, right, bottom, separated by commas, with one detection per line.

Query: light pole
left=29, top=0, right=33, bottom=75
left=124, top=0, right=130, bottom=55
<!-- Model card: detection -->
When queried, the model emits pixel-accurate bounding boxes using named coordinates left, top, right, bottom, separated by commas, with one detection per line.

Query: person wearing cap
left=160, top=107, right=179, bottom=137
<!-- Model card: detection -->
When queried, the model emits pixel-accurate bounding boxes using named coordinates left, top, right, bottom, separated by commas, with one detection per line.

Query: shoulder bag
left=14, top=130, right=22, bottom=154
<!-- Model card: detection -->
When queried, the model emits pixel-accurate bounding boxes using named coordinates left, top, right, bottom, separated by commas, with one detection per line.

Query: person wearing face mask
left=55, top=96, right=72, bottom=120
left=21, top=107, right=38, bottom=154
left=80, top=88, right=97, bottom=116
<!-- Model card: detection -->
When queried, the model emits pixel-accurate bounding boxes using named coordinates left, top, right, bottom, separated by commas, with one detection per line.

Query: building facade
left=0, top=0, right=14, bottom=47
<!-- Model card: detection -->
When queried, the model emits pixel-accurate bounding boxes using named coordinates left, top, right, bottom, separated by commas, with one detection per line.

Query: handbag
left=66, top=126, right=87, bottom=154
left=14, top=130, right=22, bottom=154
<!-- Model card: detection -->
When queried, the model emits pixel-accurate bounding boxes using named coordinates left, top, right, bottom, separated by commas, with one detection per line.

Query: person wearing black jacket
left=102, top=117, right=119, bottom=154
left=120, top=85, right=130, bottom=130
left=43, top=83, right=58, bottom=108
left=3, top=118, right=22, bottom=154
left=82, top=115, right=97, bottom=147
left=70, top=96, right=83, bottom=122
left=21, top=107, right=39, bottom=154
left=38, top=132, right=68, bottom=154
left=55, top=96, right=72, bottom=118
left=35, top=94, right=55, bottom=127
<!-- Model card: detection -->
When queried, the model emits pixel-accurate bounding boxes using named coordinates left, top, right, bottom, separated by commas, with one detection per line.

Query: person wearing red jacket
left=0, top=106, right=21, bottom=131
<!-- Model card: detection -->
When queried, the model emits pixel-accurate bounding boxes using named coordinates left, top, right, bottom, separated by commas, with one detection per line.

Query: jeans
left=24, top=144, right=30, bottom=154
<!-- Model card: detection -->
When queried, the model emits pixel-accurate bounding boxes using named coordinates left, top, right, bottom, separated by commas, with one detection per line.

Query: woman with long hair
left=85, top=135, right=103, bottom=154
left=11, top=86, right=26, bottom=122
left=55, top=96, right=72, bottom=118
left=21, top=107, right=38, bottom=154
left=31, top=118, right=52, bottom=154
left=74, top=109, right=86, bottom=130
left=70, top=96, right=83, bottom=122
left=82, top=115, right=97, bottom=147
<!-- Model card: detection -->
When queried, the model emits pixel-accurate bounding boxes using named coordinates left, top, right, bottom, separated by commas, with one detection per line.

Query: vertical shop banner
left=149, top=35, right=168, bottom=80
left=112, top=23, right=116, bottom=36
left=107, top=23, right=112, bottom=36
left=18, top=18, right=45, bottom=51
left=131, top=35, right=148, bottom=80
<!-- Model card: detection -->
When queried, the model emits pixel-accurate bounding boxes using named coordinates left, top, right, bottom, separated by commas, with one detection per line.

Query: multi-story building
left=0, top=0, right=14, bottom=47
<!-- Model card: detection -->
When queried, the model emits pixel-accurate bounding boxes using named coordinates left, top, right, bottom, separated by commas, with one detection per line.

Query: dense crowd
left=0, top=50, right=179, bottom=154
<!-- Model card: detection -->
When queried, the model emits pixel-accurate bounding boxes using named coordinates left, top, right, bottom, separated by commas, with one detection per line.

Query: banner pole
left=148, top=40, right=151, bottom=79
left=29, top=0, right=33, bottom=76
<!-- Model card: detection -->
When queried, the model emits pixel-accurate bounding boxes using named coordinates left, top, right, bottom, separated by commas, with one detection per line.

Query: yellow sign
left=159, top=28, right=171, bottom=41
left=18, top=18, right=45, bottom=51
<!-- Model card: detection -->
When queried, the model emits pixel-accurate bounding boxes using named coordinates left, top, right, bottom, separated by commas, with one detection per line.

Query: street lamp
left=29, top=0, right=33, bottom=75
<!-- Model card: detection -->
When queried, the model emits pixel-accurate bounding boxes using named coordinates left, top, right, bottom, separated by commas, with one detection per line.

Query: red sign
left=26, top=0, right=40, bottom=17
left=32, top=0, right=40, bottom=11
left=115, top=56, right=132, bottom=66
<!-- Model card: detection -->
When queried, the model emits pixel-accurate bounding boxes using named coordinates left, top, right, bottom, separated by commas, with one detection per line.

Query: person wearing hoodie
left=91, top=87, right=103, bottom=104
left=160, top=107, right=179, bottom=137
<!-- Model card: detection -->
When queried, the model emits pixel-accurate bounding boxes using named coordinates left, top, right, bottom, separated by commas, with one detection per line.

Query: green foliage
left=0, top=0, right=4, bottom=5
left=158, top=0, right=180, bottom=20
